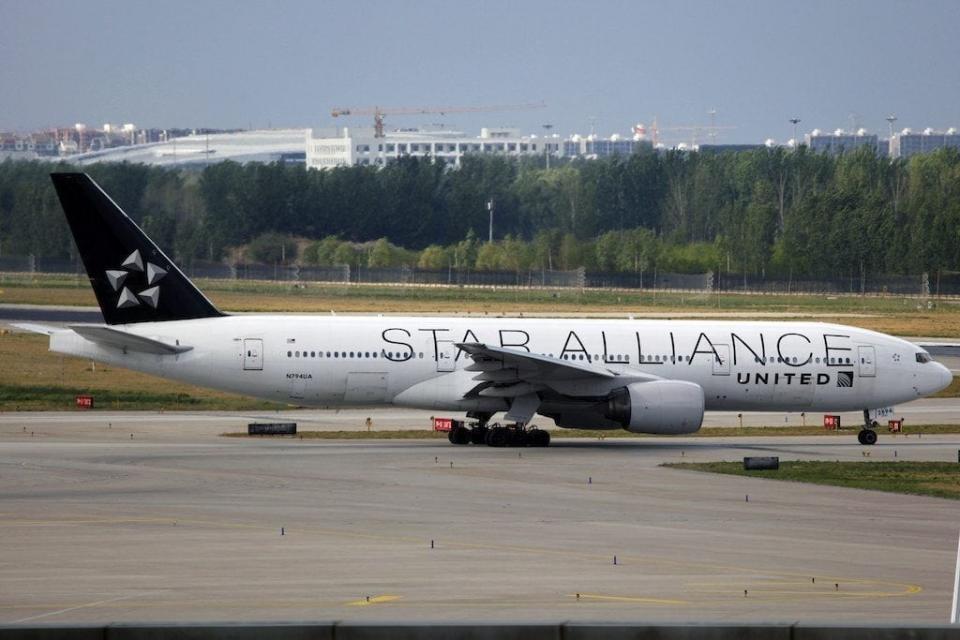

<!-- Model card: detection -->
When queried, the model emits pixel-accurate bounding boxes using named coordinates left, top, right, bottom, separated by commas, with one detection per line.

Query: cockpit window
left=916, top=352, right=933, bottom=363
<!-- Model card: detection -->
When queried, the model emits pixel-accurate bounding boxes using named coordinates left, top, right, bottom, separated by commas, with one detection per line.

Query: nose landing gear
left=858, top=409, right=878, bottom=445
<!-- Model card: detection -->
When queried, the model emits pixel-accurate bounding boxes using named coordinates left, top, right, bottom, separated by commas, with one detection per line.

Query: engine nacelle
left=605, top=380, right=704, bottom=434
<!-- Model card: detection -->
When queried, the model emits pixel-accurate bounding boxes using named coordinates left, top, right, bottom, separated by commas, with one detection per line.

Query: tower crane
left=330, top=102, right=546, bottom=138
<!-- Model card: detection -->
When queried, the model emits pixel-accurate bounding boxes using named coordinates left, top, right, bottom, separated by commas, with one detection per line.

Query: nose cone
left=923, top=362, right=954, bottom=396
left=937, top=363, right=953, bottom=392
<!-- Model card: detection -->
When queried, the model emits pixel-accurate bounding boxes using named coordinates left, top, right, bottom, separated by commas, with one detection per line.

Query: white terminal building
left=306, top=127, right=651, bottom=169
left=804, top=126, right=960, bottom=159
left=890, top=127, right=960, bottom=159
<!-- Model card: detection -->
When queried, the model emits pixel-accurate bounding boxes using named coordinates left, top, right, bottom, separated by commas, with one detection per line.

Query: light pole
left=487, top=199, right=494, bottom=244
left=542, top=123, right=553, bottom=169
left=789, top=118, right=801, bottom=148
left=886, top=115, right=898, bottom=139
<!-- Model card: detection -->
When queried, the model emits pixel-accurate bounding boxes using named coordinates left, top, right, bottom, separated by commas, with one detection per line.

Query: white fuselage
left=50, top=316, right=952, bottom=426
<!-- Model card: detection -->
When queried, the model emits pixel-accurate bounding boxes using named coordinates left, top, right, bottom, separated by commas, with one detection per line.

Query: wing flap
left=69, top=324, right=192, bottom=355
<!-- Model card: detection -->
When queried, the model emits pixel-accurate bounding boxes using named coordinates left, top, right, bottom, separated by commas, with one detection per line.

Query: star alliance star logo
left=105, top=249, right=167, bottom=310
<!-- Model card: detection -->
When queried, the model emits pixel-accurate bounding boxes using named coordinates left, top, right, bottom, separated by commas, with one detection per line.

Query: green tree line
left=1, top=147, right=958, bottom=277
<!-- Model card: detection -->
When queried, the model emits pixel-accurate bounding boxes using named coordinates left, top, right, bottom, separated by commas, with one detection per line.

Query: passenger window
left=310, top=351, right=315, bottom=358
left=287, top=351, right=292, bottom=358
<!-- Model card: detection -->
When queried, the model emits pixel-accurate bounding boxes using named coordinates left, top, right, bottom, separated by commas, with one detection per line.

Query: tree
left=418, top=245, right=448, bottom=269
left=367, top=238, right=395, bottom=268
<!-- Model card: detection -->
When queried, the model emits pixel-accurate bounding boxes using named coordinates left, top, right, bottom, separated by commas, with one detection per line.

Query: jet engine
left=604, top=380, right=704, bottom=434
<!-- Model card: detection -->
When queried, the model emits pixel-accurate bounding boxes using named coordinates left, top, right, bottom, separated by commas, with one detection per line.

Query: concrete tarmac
left=1, top=397, right=960, bottom=444
left=0, top=417, right=958, bottom=625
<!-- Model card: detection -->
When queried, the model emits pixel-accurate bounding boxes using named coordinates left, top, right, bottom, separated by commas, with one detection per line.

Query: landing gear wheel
left=469, top=425, right=489, bottom=445
left=485, top=426, right=509, bottom=447
left=509, top=428, right=528, bottom=447
left=448, top=425, right=471, bottom=445
left=857, top=429, right=877, bottom=445
left=528, top=428, right=550, bottom=447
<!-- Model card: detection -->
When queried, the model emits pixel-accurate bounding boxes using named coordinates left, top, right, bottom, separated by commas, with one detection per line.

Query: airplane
left=16, top=173, right=954, bottom=447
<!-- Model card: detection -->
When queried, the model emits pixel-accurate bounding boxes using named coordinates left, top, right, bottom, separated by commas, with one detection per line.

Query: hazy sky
left=2, top=0, right=958, bottom=143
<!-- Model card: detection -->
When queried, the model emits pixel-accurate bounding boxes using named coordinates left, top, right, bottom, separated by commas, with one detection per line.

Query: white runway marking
left=12, top=592, right=158, bottom=624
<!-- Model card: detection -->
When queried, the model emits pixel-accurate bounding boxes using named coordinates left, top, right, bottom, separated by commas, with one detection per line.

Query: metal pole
left=542, top=123, right=553, bottom=170
left=951, top=528, right=960, bottom=623
left=790, top=118, right=801, bottom=148
left=487, top=199, right=494, bottom=244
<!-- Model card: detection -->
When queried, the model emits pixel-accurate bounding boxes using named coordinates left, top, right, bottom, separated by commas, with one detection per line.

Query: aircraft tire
left=449, top=425, right=471, bottom=445
left=529, top=429, right=550, bottom=447
left=486, top=426, right=509, bottom=447
left=858, top=429, right=878, bottom=446
left=470, top=426, right=489, bottom=445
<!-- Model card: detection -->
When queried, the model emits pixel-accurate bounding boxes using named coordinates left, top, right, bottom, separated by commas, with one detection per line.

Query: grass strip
left=0, top=384, right=284, bottom=412
left=663, top=460, right=960, bottom=500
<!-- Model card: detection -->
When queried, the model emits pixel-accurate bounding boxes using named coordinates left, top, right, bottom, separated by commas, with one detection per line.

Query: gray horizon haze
left=2, top=0, right=959, bottom=144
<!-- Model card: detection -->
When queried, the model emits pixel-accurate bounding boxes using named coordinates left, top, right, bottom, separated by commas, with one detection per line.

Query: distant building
left=805, top=129, right=881, bottom=155
left=305, top=127, right=651, bottom=170
left=696, top=143, right=766, bottom=155
left=890, top=128, right=960, bottom=159
left=70, top=129, right=308, bottom=167
left=0, top=132, right=58, bottom=160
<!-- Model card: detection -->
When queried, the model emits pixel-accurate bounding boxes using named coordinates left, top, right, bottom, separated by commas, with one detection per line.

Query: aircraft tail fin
left=50, top=173, right=224, bottom=325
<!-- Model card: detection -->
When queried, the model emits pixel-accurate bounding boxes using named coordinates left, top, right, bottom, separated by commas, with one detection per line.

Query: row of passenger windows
left=288, top=350, right=424, bottom=359
left=285, top=349, right=856, bottom=365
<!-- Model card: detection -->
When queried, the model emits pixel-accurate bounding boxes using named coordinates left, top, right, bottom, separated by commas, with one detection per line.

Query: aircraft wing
left=457, top=342, right=616, bottom=380
left=456, top=342, right=659, bottom=392
left=69, top=324, right=192, bottom=355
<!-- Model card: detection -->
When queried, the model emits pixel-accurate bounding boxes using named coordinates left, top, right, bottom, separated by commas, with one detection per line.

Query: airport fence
left=2, top=253, right=957, bottom=296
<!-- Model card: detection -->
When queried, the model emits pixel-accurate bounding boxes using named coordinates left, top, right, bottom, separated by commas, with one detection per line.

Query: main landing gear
left=448, top=421, right=550, bottom=447
left=857, top=409, right=878, bottom=446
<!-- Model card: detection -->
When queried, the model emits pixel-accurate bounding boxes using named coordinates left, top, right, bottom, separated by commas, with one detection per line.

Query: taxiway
left=0, top=420, right=957, bottom=625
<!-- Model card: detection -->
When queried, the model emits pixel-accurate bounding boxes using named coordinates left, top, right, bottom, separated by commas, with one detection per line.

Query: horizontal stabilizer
left=69, top=324, right=192, bottom=355
left=11, top=322, right=62, bottom=336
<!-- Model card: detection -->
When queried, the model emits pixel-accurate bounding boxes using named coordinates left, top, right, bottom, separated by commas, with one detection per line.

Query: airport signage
left=74, top=394, right=94, bottom=409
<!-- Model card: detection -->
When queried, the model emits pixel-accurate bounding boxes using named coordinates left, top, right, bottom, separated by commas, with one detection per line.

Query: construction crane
left=639, top=115, right=736, bottom=147
left=330, top=102, right=546, bottom=138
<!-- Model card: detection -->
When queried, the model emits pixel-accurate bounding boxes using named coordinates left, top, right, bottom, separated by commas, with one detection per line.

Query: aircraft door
left=858, top=345, right=876, bottom=377
left=436, top=340, right=456, bottom=372
left=243, top=339, right=263, bottom=371
left=712, top=344, right=730, bottom=375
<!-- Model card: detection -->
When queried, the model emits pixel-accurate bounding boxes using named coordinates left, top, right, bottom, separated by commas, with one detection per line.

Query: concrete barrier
left=334, top=622, right=559, bottom=640
left=793, top=626, right=960, bottom=640
left=1, top=623, right=958, bottom=640
left=248, top=422, right=297, bottom=436
left=565, top=623, right=792, bottom=639
left=105, top=623, right=332, bottom=640
left=744, top=456, right=780, bottom=471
